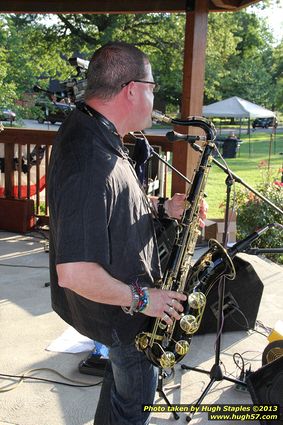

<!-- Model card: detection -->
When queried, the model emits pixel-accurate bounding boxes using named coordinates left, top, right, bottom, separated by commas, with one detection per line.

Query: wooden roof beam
left=0, top=0, right=261, bottom=14
left=0, top=0, right=189, bottom=14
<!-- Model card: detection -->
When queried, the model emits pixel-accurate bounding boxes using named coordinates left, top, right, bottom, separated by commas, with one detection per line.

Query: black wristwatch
left=157, top=197, right=169, bottom=219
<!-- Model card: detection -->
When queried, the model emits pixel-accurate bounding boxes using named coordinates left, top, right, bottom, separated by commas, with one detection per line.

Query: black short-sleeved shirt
left=48, top=107, right=161, bottom=346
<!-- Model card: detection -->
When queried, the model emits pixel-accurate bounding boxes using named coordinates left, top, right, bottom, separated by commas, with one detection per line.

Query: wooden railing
left=0, top=128, right=55, bottom=218
left=0, top=127, right=172, bottom=229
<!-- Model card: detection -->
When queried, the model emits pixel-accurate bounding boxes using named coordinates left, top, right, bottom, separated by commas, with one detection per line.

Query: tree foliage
left=0, top=3, right=282, bottom=115
left=236, top=165, right=283, bottom=265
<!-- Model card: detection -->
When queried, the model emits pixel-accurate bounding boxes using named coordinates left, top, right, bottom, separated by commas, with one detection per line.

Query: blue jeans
left=94, top=332, right=158, bottom=425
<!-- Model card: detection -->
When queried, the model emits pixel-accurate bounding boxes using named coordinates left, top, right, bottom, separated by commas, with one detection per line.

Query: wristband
left=122, top=284, right=139, bottom=316
left=157, top=197, right=169, bottom=219
left=136, top=287, right=150, bottom=313
left=122, top=283, right=150, bottom=315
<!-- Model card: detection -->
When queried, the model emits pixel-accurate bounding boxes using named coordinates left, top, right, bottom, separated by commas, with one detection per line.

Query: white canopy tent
left=202, top=96, right=276, bottom=119
left=202, top=97, right=277, bottom=157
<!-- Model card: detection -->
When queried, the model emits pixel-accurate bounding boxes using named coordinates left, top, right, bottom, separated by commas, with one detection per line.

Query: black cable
left=26, top=229, right=49, bottom=241
left=0, top=372, right=100, bottom=387
left=0, top=229, right=48, bottom=241
left=0, top=370, right=102, bottom=393
left=226, top=303, right=250, bottom=331
left=0, top=264, right=48, bottom=269
left=256, top=320, right=273, bottom=335
left=251, top=328, right=270, bottom=337
left=233, top=353, right=245, bottom=374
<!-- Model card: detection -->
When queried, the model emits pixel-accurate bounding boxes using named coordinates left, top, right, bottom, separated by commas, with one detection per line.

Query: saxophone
left=135, top=112, right=236, bottom=368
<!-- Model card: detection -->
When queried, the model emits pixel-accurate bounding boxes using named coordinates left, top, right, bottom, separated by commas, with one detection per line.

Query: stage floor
left=0, top=231, right=282, bottom=425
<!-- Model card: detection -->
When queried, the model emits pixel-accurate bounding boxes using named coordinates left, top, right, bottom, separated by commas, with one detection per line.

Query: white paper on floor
left=46, top=326, right=95, bottom=353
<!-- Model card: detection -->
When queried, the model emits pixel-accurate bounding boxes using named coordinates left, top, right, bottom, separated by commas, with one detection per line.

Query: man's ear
left=125, top=81, right=136, bottom=101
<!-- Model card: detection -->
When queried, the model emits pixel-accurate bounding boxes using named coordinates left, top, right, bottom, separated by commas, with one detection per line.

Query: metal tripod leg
left=186, top=377, right=216, bottom=422
left=156, top=368, right=181, bottom=420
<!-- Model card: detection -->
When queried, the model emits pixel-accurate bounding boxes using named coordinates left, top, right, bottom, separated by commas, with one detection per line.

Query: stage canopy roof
left=0, top=0, right=261, bottom=14
left=203, top=96, right=276, bottom=119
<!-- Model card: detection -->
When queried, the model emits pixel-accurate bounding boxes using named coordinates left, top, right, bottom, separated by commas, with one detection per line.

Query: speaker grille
left=197, top=256, right=263, bottom=334
left=247, top=356, right=283, bottom=425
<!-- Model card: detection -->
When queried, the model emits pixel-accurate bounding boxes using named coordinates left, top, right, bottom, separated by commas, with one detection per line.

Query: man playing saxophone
left=48, top=41, right=195, bottom=425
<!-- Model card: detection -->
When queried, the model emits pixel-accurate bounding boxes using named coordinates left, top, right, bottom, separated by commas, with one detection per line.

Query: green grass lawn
left=205, top=131, right=283, bottom=218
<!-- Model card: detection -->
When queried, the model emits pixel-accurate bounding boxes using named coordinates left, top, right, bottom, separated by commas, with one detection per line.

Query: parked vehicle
left=252, top=117, right=278, bottom=129
left=0, top=108, right=16, bottom=122
left=36, top=101, right=75, bottom=124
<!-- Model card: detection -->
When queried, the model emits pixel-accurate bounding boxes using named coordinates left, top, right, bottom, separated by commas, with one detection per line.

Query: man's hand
left=199, top=198, right=208, bottom=228
left=165, top=193, right=186, bottom=219
left=142, top=287, right=187, bottom=325
left=150, top=193, right=208, bottom=226
left=165, top=194, right=208, bottom=226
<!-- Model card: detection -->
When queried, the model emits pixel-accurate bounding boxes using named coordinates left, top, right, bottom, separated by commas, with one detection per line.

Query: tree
left=204, top=10, right=277, bottom=110
left=0, top=17, right=17, bottom=106
left=2, top=13, right=186, bottom=112
left=1, top=7, right=282, bottom=116
left=204, top=12, right=240, bottom=103
left=271, top=41, right=283, bottom=111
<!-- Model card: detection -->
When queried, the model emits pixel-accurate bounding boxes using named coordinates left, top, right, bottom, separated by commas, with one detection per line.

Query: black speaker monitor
left=197, top=256, right=264, bottom=334
left=247, top=356, right=283, bottom=425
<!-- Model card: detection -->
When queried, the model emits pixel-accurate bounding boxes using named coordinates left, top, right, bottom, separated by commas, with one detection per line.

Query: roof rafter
left=0, top=0, right=261, bottom=14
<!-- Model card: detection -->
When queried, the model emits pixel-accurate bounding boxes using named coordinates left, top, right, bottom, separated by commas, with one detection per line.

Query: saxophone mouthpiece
left=152, top=110, right=172, bottom=124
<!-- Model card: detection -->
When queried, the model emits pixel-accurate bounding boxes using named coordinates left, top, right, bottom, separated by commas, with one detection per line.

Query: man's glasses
left=121, top=80, right=160, bottom=93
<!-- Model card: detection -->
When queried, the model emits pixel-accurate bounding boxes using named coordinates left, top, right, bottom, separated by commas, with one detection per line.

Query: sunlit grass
left=205, top=131, right=283, bottom=218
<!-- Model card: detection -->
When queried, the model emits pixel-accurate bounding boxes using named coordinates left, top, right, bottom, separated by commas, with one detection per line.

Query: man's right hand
left=142, top=288, right=187, bottom=325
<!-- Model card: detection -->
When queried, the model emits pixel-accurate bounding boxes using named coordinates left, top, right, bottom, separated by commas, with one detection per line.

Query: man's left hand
left=165, top=194, right=208, bottom=227
left=165, top=193, right=186, bottom=219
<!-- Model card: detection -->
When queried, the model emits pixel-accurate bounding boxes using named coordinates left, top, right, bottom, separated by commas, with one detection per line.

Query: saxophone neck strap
left=77, top=102, right=119, bottom=137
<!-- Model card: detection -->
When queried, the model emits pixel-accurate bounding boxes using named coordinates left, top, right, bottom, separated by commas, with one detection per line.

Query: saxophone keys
left=184, top=200, right=191, bottom=210
left=188, top=292, right=206, bottom=309
left=160, top=351, right=176, bottom=369
left=135, top=333, right=149, bottom=351
left=158, top=319, right=168, bottom=330
left=175, top=339, right=190, bottom=356
left=180, top=314, right=199, bottom=334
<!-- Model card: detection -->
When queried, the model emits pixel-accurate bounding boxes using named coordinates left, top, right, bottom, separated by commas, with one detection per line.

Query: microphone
left=229, top=223, right=277, bottom=256
left=166, top=131, right=206, bottom=143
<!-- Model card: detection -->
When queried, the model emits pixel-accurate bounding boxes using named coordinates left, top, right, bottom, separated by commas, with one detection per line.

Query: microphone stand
left=211, top=156, right=283, bottom=216
left=151, top=131, right=282, bottom=422
left=164, top=135, right=282, bottom=422
left=181, top=171, right=247, bottom=423
left=245, top=247, right=283, bottom=255
left=146, top=135, right=247, bottom=421
left=137, top=130, right=282, bottom=421
left=156, top=368, right=181, bottom=420
left=150, top=149, right=192, bottom=185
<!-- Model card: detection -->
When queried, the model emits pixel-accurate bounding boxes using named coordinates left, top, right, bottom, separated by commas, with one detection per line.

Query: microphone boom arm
left=212, top=156, right=283, bottom=216
left=152, top=110, right=283, bottom=216
left=163, top=128, right=283, bottom=217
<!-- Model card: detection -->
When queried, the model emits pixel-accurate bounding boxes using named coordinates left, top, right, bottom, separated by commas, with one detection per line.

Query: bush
left=235, top=161, right=283, bottom=264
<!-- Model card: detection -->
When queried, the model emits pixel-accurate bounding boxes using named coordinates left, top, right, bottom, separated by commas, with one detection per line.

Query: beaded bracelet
left=135, top=285, right=150, bottom=313
left=122, top=284, right=139, bottom=316
left=122, top=282, right=150, bottom=315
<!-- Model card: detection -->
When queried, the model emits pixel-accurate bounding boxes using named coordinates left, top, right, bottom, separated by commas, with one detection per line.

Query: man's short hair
left=84, top=41, right=149, bottom=101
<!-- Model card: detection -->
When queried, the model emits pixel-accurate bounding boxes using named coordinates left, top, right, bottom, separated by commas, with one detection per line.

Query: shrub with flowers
left=235, top=161, right=283, bottom=265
